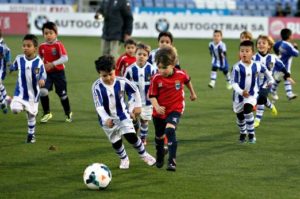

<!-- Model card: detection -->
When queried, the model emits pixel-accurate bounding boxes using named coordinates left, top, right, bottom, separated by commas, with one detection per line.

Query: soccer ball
left=83, top=163, right=112, bottom=190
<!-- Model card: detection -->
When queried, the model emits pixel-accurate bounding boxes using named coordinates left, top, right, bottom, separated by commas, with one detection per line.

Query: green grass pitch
left=0, top=36, right=299, bottom=199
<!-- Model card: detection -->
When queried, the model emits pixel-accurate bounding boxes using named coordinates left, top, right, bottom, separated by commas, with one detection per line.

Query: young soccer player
left=149, top=46, right=197, bottom=171
left=208, top=30, right=231, bottom=89
left=115, top=39, right=136, bottom=76
left=272, top=28, right=298, bottom=100
left=240, top=30, right=253, bottom=42
left=148, top=31, right=180, bottom=69
left=92, top=55, right=156, bottom=169
left=124, top=43, right=157, bottom=145
left=253, top=35, right=295, bottom=127
left=9, top=34, right=46, bottom=143
left=39, top=21, right=72, bottom=123
left=0, top=29, right=12, bottom=114
left=231, top=40, right=274, bottom=143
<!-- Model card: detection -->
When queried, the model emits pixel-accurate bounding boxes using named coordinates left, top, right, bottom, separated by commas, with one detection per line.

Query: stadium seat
left=0, top=0, right=9, bottom=3
left=64, top=0, right=74, bottom=4
left=175, top=0, right=186, bottom=8
left=43, top=0, right=53, bottom=4
left=10, top=0, right=20, bottom=3
left=143, top=0, right=154, bottom=7
left=134, top=0, right=143, bottom=7
left=186, top=0, right=196, bottom=8
left=54, top=0, right=64, bottom=4
left=165, top=0, right=175, bottom=8
left=154, top=0, right=164, bottom=8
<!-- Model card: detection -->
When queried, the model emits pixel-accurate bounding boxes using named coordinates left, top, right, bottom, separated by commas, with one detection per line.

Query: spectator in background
left=94, top=0, right=133, bottom=59
left=284, top=2, right=292, bottom=16
left=295, top=0, right=300, bottom=16
left=275, top=2, right=285, bottom=16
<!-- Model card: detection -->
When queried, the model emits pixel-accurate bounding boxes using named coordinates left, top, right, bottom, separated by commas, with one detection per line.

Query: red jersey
left=115, top=53, right=136, bottom=76
left=148, top=68, right=190, bottom=119
left=39, top=40, right=67, bottom=73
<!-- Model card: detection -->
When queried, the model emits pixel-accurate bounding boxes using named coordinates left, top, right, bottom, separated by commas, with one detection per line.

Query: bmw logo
left=155, top=18, right=169, bottom=32
left=34, top=15, right=49, bottom=30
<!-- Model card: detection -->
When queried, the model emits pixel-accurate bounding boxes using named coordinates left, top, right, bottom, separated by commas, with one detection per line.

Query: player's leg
left=244, top=103, right=256, bottom=143
left=222, top=67, right=232, bottom=90
left=53, top=71, right=72, bottom=122
left=10, top=98, right=23, bottom=114
left=270, top=79, right=280, bottom=100
left=255, top=90, right=268, bottom=128
left=208, top=66, right=218, bottom=88
left=40, top=75, right=53, bottom=123
left=0, top=81, right=8, bottom=113
left=112, top=139, right=130, bottom=169
left=165, top=112, right=181, bottom=171
left=285, top=80, right=297, bottom=100
left=153, top=116, right=166, bottom=168
left=26, top=112, right=36, bottom=143
left=236, top=111, right=246, bottom=143
left=140, top=106, right=152, bottom=145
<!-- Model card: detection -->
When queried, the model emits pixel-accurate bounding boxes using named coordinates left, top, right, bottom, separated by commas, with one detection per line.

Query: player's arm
left=261, top=64, right=274, bottom=87
left=124, top=78, right=141, bottom=117
left=231, top=67, right=244, bottom=96
left=148, top=76, right=165, bottom=114
left=9, top=57, right=19, bottom=73
left=185, top=81, right=197, bottom=101
left=290, top=44, right=299, bottom=57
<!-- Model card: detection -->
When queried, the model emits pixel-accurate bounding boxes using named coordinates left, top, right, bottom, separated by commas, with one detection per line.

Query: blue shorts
left=153, top=112, right=181, bottom=137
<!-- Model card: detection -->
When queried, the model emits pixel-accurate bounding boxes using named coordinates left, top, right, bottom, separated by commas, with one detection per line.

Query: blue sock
left=165, top=128, right=177, bottom=164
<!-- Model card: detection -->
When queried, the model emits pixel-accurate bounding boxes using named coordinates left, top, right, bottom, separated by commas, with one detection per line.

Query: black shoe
left=239, top=134, right=247, bottom=143
left=166, top=162, right=176, bottom=171
left=156, top=160, right=164, bottom=168
left=26, top=134, right=36, bottom=143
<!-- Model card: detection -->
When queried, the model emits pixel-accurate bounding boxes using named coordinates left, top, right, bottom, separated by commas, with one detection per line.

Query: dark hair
left=240, top=40, right=254, bottom=51
left=23, top=34, right=39, bottom=47
left=155, top=46, right=176, bottom=66
left=42, top=21, right=58, bottom=34
left=158, top=31, right=173, bottom=43
left=95, top=55, right=115, bottom=73
left=136, top=42, right=151, bottom=55
left=124, top=39, right=136, bottom=47
left=214, top=29, right=222, bottom=36
left=280, top=28, right=292, bottom=41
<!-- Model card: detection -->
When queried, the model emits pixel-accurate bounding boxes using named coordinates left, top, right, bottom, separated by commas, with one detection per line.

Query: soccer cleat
left=239, top=133, right=247, bottom=143
left=271, top=105, right=278, bottom=116
left=254, top=119, right=260, bottom=128
left=1, top=103, right=8, bottom=114
left=26, top=134, right=36, bottom=143
left=208, top=81, right=215, bottom=88
left=226, top=82, right=232, bottom=90
left=65, top=112, right=73, bottom=122
left=166, top=162, right=176, bottom=171
left=271, top=92, right=279, bottom=101
left=248, top=134, right=256, bottom=144
left=40, top=112, right=53, bottom=123
left=287, top=93, right=297, bottom=101
left=119, top=157, right=129, bottom=169
left=141, top=152, right=156, bottom=166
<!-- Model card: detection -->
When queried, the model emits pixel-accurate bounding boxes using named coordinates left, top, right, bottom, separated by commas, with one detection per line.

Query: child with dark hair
left=149, top=46, right=197, bottom=171
left=10, top=34, right=47, bottom=143
left=231, top=40, right=274, bottom=143
left=92, top=55, right=156, bottom=169
left=39, top=21, right=72, bottom=123
left=115, top=39, right=137, bottom=76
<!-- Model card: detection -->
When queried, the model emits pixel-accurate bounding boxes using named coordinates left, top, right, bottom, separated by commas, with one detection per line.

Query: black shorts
left=153, top=112, right=181, bottom=137
left=44, top=70, right=67, bottom=97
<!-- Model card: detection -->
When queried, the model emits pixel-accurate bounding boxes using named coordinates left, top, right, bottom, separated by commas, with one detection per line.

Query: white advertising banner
left=0, top=4, right=74, bottom=13
left=29, top=12, right=268, bottom=38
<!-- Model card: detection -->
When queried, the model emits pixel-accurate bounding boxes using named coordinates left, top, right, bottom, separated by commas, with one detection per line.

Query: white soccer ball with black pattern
left=83, top=163, right=112, bottom=190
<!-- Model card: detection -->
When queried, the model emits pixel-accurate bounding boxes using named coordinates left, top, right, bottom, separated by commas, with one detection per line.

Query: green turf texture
left=0, top=36, right=299, bottom=199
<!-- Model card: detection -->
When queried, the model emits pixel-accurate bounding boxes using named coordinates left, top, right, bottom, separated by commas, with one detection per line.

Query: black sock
left=40, top=96, right=50, bottom=114
left=155, top=137, right=164, bottom=162
left=165, top=128, right=177, bottom=164
left=60, top=97, right=71, bottom=115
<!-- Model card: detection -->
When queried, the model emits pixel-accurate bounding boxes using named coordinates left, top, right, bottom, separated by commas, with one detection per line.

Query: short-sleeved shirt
left=148, top=68, right=190, bottom=119
left=115, top=53, right=136, bottom=76
left=39, top=40, right=67, bottom=73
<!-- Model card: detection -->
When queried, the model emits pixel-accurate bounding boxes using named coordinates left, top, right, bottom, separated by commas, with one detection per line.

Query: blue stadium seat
left=154, top=0, right=164, bottom=8
left=64, top=0, right=74, bottom=4
left=53, top=0, right=64, bottom=4
left=165, top=0, right=175, bottom=8
left=175, top=0, right=185, bottom=8
left=10, top=0, right=20, bottom=3
left=143, top=0, right=154, bottom=7
left=236, top=1, right=246, bottom=10
left=0, top=0, right=9, bottom=3
left=43, top=0, right=53, bottom=4
left=186, top=0, right=195, bottom=9
left=134, top=0, right=143, bottom=7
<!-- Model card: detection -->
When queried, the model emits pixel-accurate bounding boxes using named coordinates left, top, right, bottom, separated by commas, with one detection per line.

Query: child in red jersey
left=39, top=21, right=72, bottom=123
left=115, top=39, right=136, bottom=76
left=148, top=46, right=197, bottom=171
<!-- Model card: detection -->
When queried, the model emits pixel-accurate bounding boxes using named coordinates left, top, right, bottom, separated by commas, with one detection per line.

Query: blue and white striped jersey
left=231, top=61, right=274, bottom=103
left=148, top=48, right=159, bottom=69
left=0, top=38, right=11, bottom=66
left=92, top=76, right=142, bottom=126
left=209, top=41, right=228, bottom=68
left=253, top=53, right=287, bottom=88
left=0, top=42, right=11, bottom=80
left=10, top=55, right=46, bottom=102
left=124, top=62, right=157, bottom=106
left=273, top=40, right=299, bottom=71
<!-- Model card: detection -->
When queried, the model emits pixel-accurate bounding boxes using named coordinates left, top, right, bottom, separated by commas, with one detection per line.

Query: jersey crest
left=175, top=80, right=180, bottom=90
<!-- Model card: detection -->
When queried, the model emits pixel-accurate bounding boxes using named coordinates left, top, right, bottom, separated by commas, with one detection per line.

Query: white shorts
left=10, top=97, right=38, bottom=116
left=233, top=96, right=257, bottom=113
left=140, top=106, right=153, bottom=121
left=102, top=118, right=135, bottom=144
